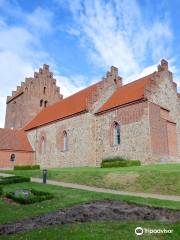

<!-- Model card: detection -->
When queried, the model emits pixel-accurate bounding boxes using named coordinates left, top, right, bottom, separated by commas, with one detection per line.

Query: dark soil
left=0, top=200, right=180, bottom=235
left=2, top=197, right=19, bottom=206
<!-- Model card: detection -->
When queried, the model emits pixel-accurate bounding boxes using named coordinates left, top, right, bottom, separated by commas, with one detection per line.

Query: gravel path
left=0, top=173, right=180, bottom=201
left=32, top=177, right=180, bottom=201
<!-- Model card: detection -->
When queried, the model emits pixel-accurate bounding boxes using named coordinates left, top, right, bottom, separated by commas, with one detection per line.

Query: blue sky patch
left=0, top=0, right=180, bottom=127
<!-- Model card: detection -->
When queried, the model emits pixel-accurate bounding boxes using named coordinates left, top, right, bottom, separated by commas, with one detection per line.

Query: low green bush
left=101, top=157, right=141, bottom=168
left=6, top=189, right=53, bottom=204
left=101, top=156, right=128, bottom=163
left=0, top=186, right=3, bottom=195
left=14, top=165, right=40, bottom=170
left=0, top=176, right=30, bottom=185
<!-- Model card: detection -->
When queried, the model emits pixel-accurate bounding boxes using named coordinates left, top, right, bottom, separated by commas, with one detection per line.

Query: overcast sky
left=0, top=0, right=180, bottom=127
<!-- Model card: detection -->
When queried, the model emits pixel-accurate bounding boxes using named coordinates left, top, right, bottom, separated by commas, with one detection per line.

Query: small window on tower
left=44, top=100, right=48, bottom=107
left=43, top=87, right=46, bottom=95
left=40, top=99, right=43, bottom=107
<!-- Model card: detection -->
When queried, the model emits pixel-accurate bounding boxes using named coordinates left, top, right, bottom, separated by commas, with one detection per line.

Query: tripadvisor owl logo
left=135, top=227, right=143, bottom=236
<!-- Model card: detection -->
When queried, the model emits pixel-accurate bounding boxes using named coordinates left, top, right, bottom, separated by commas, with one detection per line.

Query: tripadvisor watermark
left=135, top=226, right=173, bottom=236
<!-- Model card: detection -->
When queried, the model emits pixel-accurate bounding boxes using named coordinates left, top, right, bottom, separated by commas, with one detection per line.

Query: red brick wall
left=0, top=150, right=35, bottom=168
left=56, top=125, right=66, bottom=151
left=115, top=101, right=147, bottom=124
left=149, top=103, right=169, bottom=155
left=149, top=102, right=177, bottom=156
left=167, top=122, right=177, bottom=156
left=5, top=64, right=62, bottom=129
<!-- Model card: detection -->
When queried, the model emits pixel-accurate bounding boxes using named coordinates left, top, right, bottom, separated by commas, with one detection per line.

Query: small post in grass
left=10, top=153, right=16, bottom=169
left=42, top=169, right=48, bottom=184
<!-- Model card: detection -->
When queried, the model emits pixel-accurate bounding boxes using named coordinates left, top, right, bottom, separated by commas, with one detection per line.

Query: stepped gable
left=96, top=73, right=154, bottom=114
left=5, top=64, right=63, bottom=129
left=24, top=82, right=99, bottom=131
left=24, top=73, right=153, bottom=131
left=6, top=64, right=62, bottom=104
left=24, top=65, right=122, bottom=131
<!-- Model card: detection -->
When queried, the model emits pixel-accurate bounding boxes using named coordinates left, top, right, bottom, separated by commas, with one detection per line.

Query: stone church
left=0, top=59, right=180, bottom=169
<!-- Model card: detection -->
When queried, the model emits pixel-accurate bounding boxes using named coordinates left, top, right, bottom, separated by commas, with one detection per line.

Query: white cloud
left=0, top=93, right=6, bottom=128
left=0, top=8, right=54, bottom=127
left=56, top=73, right=101, bottom=97
left=0, top=51, right=35, bottom=89
left=66, top=28, right=80, bottom=36
left=26, top=7, right=54, bottom=33
left=64, top=0, right=172, bottom=81
left=125, top=64, right=157, bottom=84
left=56, top=76, right=84, bottom=97
left=0, top=25, right=38, bottom=58
left=0, top=0, right=176, bottom=127
left=0, top=14, right=100, bottom=127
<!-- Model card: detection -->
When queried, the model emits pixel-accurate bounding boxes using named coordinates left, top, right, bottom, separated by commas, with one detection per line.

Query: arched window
left=43, top=87, right=46, bottom=95
left=114, top=122, right=120, bottom=145
left=63, top=131, right=68, bottom=151
left=44, top=100, right=48, bottom=107
left=40, top=136, right=46, bottom=154
left=40, top=99, right=43, bottom=107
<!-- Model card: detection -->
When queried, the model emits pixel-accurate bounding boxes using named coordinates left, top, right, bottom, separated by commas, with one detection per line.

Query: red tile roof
left=24, top=73, right=153, bottom=131
left=24, top=82, right=99, bottom=131
left=0, top=128, right=33, bottom=152
left=97, top=74, right=153, bottom=114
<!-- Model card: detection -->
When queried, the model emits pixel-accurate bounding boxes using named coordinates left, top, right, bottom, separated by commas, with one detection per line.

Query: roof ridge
left=122, top=72, right=155, bottom=88
left=24, top=72, right=155, bottom=131
left=34, top=79, right=103, bottom=115
left=96, top=73, right=153, bottom=114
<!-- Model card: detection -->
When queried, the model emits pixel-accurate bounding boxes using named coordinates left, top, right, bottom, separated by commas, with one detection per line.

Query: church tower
left=5, top=64, right=63, bottom=129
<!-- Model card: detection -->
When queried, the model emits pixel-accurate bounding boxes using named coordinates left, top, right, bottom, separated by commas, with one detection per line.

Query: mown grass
left=0, top=182, right=180, bottom=225
left=0, top=221, right=179, bottom=240
left=1, top=163, right=180, bottom=195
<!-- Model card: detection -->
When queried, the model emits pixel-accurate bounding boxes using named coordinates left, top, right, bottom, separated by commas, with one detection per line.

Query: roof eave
left=25, top=109, right=88, bottom=131
left=95, top=97, right=147, bottom=115
left=0, top=148, right=34, bottom=152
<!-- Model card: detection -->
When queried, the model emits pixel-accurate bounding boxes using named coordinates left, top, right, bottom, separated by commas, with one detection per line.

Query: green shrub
left=6, top=189, right=53, bottom=204
left=101, top=156, right=128, bottom=163
left=0, top=186, right=3, bottom=195
left=0, top=176, right=30, bottom=185
left=101, top=157, right=141, bottom=168
left=14, top=165, right=40, bottom=170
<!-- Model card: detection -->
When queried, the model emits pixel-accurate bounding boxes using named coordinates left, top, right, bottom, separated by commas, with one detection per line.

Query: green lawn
left=0, top=182, right=180, bottom=225
left=1, top=221, right=180, bottom=240
left=2, top=163, right=180, bottom=195
left=0, top=181, right=180, bottom=240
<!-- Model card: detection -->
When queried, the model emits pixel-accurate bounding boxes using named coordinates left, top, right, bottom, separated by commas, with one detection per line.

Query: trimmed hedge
left=101, top=157, right=141, bottom=168
left=0, top=176, right=30, bottom=185
left=14, top=165, right=40, bottom=170
left=6, top=189, right=53, bottom=204
left=0, top=186, right=3, bottom=195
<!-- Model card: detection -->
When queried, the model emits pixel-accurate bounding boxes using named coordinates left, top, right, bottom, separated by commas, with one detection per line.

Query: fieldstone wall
left=95, top=101, right=151, bottom=165
left=26, top=60, right=180, bottom=168
left=27, top=113, right=97, bottom=168
left=27, top=101, right=152, bottom=167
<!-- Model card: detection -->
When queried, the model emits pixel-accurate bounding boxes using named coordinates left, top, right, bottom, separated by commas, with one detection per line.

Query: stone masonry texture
left=2, top=59, right=180, bottom=168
